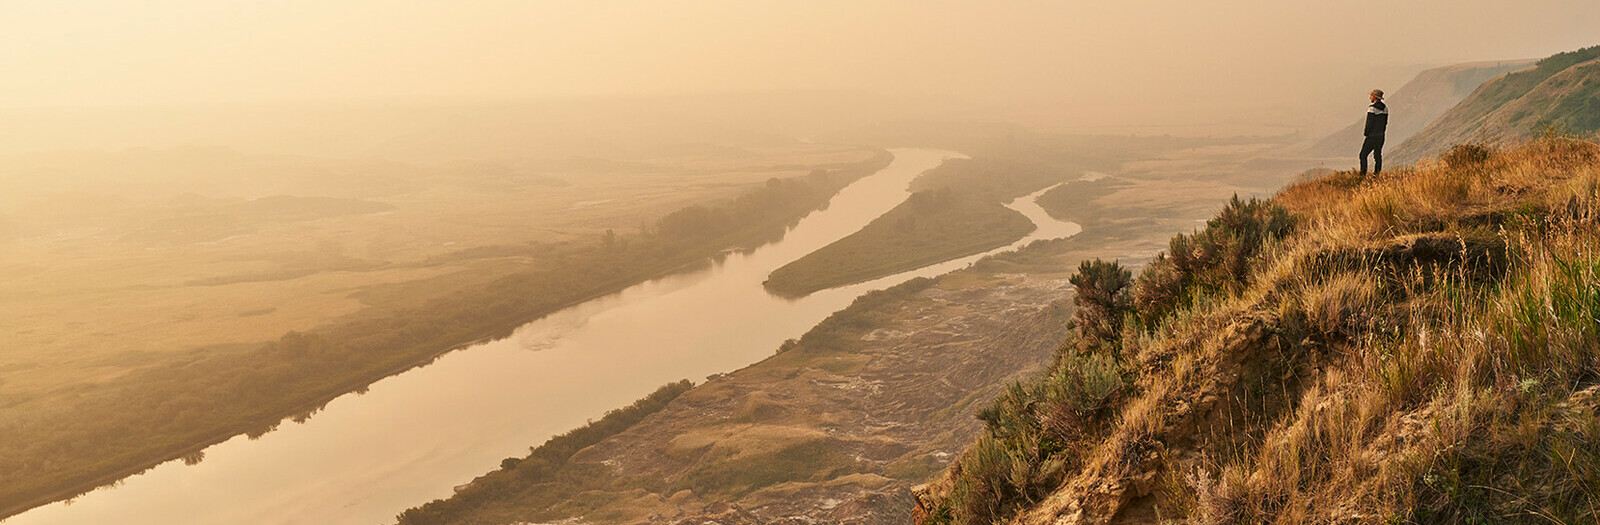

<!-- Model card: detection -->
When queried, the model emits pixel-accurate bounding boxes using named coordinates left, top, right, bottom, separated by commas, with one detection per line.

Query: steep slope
left=1307, top=60, right=1533, bottom=157
left=917, top=137, right=1600, bottom=524
left=1393, top=45, right=1600, bottom=162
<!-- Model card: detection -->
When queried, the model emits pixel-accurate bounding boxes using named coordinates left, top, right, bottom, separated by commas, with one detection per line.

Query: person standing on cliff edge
left=1360, top=89, right=1388, bottom=174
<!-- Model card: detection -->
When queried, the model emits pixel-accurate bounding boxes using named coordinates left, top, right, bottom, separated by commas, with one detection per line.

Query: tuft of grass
left=1298, top=271, right=1385, bottom=340
left=1442, top=143, right=1494, bottom=172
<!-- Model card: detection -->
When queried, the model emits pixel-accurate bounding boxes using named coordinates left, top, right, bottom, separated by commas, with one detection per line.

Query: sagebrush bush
left=1209, top=195, right=1296, bottom=283
left=956, top=384, right=1069, bottom=525
left=943, top=344, right=1127, bottom=525
left=1132, top=254, right=1185, bottom=328
left=1041, top=352, right=1125, bottom=440
left=1441, top=143, right=1493, bottom=171
left=1070, top=259, right=1133, bottom=354
left=1130, top=196, right=1295, bottom=330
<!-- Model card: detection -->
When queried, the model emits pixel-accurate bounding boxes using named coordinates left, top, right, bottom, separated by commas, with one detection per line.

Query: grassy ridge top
left=918, top=137, right=1600, bottom=524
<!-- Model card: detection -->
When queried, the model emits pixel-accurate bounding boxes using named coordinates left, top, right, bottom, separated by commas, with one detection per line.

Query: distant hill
left=1307, top=60, right=1532, bottom=157
left=237, top=195, right=396, bottom=221
left=1393, top=45, right=1600, bottom=162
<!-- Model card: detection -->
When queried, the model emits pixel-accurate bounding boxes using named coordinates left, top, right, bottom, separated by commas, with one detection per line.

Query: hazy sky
left=3, top=1, right=1597, bottom=125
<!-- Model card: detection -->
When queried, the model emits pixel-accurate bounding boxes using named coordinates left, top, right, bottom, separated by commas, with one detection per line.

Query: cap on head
left=1370, top=89, right=1384, bottom=99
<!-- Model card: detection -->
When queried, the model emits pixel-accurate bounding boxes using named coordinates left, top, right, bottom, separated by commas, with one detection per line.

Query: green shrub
left=1070, top=259, right=1133, bottom=355
left=1132, top=254, right=1185, bottom=327
left=1132, top=196, right=1295, bottom=330
left=956, top=353, right=1126, bottom=525
left=948, top=432, right=1070, bottom=525
left=1208, top=195, right=1296, bottom=285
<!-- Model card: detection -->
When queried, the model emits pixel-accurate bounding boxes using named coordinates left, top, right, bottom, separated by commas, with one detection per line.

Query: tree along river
left=5, top=148, right=1082, bottom=525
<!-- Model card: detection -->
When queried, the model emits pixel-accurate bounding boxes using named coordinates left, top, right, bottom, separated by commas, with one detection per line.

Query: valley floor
left=397, top=134, right=1302, bottom=524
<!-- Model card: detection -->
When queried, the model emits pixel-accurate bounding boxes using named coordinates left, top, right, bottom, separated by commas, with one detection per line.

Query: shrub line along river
left=5, top=148, right=1082, bottom=525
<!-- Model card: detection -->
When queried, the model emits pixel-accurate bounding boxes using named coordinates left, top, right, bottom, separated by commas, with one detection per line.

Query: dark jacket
left=1364, top=100, right=1389, bottom=137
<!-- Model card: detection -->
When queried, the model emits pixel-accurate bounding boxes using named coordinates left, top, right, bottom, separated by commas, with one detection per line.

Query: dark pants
left=1360, top=134, right=1385, bottom=174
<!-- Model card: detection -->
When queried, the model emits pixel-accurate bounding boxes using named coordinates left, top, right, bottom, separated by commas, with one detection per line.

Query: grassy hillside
left=1394, top=46, right=1600, bottom=162
left=1307, top=60, right=1533, bottom=157
left=917, top=136, right=1600, bottom=524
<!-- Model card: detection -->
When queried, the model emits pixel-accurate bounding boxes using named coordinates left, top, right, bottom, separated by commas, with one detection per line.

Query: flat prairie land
left=0, top=142, right=876, bottom=426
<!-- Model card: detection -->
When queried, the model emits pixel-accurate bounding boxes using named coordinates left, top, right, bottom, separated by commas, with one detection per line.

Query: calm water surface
left=6, top=148, right=1081, bottom=525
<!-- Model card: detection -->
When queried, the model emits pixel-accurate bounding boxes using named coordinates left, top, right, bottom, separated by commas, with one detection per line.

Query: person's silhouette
left=1361, top=89, right=1388, bottom=175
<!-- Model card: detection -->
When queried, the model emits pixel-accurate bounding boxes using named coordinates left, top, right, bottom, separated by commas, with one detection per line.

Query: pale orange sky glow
left=2, top=1, right=1597, bottom=135
left=4, top=4, right=1600, bottom=524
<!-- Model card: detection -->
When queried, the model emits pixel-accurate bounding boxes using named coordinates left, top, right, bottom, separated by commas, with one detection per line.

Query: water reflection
left=6, top=149, right=1084, bottom=525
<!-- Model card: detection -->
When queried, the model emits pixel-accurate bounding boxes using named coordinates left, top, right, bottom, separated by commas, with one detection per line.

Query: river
left=5, top=148, right=1081, bottom=525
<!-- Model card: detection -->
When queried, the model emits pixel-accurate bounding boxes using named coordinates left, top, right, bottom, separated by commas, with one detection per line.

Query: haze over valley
left=3, top=2, right=1599, bottom=524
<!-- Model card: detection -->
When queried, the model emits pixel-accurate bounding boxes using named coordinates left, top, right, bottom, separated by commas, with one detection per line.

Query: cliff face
left=1392, top=46, right=1600, bottom=162
left=1307, top=60, right=1533, bottom=158
left=917, top=136, right=1600, bottom=524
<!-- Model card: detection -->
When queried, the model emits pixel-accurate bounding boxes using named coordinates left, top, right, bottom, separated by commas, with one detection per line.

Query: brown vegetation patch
left=918, top=137, right=1600, bottom=525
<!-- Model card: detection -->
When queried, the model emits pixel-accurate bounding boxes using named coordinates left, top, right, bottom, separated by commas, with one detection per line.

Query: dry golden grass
left=1298, top=270, right=1384, bottom=339
left=921, top=137, right=1600, bottom=525
left=1202, top=137, right=1600, bottom=523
